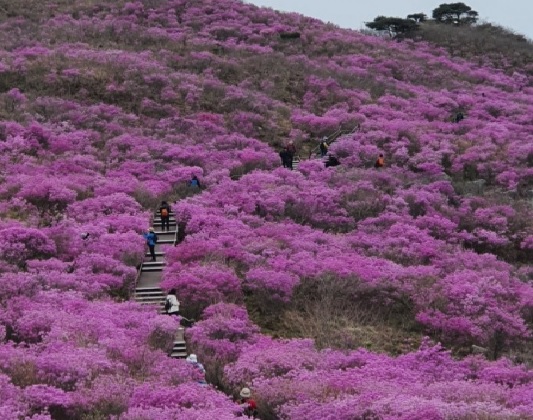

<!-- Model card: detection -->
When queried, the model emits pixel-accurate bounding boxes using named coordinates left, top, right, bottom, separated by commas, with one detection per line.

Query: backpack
left=165, top=296, right=172, bottom=313
left=161, top=208, right=169, bottom=217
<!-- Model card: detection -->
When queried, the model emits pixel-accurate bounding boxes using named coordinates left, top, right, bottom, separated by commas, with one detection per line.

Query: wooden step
left=170, top=340, right=187, bottom=358
left=153, top=222, right=176, bottom=228
left=145, top=251, right=165, bottom=257
left=153, top=217, right=176, bottom=223
left=135, top=287, right=164, bottom=293
left=142, top=261, right=165, bottom=267
left=141, top=263, right=165, bottom=272
left=134, top=295, right=165, bottom=302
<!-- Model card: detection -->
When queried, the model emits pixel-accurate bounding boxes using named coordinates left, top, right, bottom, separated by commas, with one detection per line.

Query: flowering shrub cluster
left=1, top=0, right=533, bottom=417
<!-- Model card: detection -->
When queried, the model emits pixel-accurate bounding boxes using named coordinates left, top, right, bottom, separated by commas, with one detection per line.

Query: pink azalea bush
left=0, top=0, right=533, bottom=417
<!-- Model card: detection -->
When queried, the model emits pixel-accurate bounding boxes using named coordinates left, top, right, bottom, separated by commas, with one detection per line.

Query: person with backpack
left=165, top=288, right=180, bottom=316
left=189, top=175, right=201, bottom=189
left=159, top=201, right=171, bottom=232
left=238, top=388, right=258, bottom=418
left=319, top=136, right=329, bottom=157
left=374, top=153, right=385, bottom=169
left=143, top=227, right=158, bottom=262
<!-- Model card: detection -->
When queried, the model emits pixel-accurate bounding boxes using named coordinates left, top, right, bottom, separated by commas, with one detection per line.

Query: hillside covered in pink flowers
left=1, top=0, right=533, bottom=418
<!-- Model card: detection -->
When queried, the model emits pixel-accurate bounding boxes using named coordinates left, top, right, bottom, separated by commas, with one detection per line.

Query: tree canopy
left=365, top=16, right=419, bottom=38
left=407, top=13, right=428, bottom=23
left=432, top=2, right=478, bottom=25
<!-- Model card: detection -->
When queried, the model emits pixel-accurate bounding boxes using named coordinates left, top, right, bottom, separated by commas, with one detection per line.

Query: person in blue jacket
left=189, top=175, right=201, bottom=188
left=143, top=227, right=158, bottom=261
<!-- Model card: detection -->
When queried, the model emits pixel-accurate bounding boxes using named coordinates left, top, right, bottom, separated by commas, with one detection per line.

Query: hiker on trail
left=285, top=140, right=297, bottom=158
left=279, top=149, right=292, bottom=169
left=80, top=232, right=90, bottom=240
left=186, top=354, right=207, bottom=385
left=186, top=354, right=206, bottom=375
left=279, top=149, right=293, bottom=169
left=143, top=227, right=158, bottom=262
left=374, top=153, right=385, bottom=169
left=325, top=154, right=340, bottom=168
left=165, top=288, right=180, bottom=316
left=159, top=201, right=171, bottom=232
left=238, top=388, right=258, bottom=418
left=320, top=136, right=329, bottom=157
left=282, top=141, right=297, bottom=170
left=189, top=175, right=201, bottom=189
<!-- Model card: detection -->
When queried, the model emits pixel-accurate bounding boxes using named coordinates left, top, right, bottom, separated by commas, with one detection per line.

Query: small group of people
left=142, top=200, right=173, bottom=261
left=320, top=137, right=342, bottom=168
left=185, top=353, right=258, bottom=417
left=279, top=141, right=297, bottom=169
left=143, top=198, right=186, bottom=260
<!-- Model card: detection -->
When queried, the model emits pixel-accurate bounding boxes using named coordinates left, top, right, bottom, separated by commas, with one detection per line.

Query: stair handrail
left=308, top=124, right=359, bottom=159
left=132, top=206, right=159, bottom=297
left=131, top=253, right=145, bottom=299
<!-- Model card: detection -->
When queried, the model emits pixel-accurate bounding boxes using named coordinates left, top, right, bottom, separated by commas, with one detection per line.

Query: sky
left=246, top=1, right=533, bottom=40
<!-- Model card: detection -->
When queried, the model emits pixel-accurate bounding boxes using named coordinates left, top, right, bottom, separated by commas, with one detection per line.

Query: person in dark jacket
left=143, top=227, right=158, bottom=261
left=159, top=201, right=171, bottom=232
left=279, top=149, right=293, bottom=169
left=285, top=141, right=297, bottom=157
left=176, top=220, right=187, bottom=245
left=325, top=154, right=340, bottom=168
left=319, top=136, right=329, bottom=157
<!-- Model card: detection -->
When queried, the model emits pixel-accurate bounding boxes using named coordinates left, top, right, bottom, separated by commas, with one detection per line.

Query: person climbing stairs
left=134, top=208, right=187, bottom=359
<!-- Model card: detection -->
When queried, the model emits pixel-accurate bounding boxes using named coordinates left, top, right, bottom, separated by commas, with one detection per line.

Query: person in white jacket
left=165, top=289, right=180, bottom=316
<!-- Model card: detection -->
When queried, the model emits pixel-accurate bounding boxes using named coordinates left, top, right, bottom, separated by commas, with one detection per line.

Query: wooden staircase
left=134, top=210, right=187, bottom=359
left=292, top=155, right=301, bottom=171
left=307, top=125, right=360, bottom=160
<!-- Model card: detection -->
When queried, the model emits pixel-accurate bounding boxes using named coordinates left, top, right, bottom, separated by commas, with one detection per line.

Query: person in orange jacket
left=375, top=153, right=385, bottom=168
